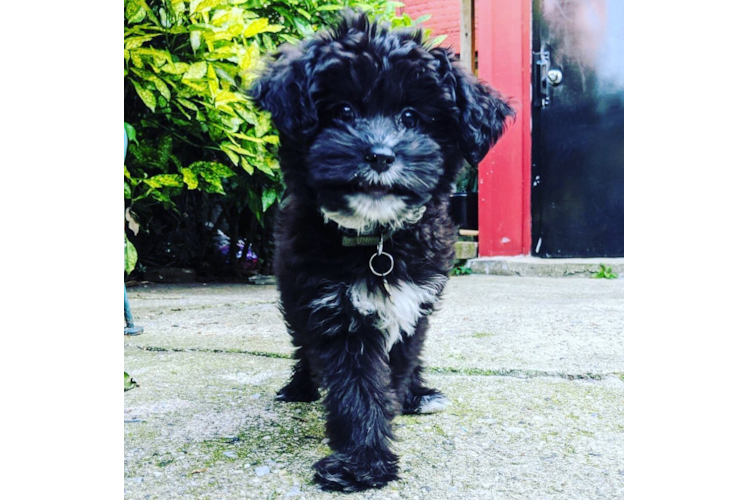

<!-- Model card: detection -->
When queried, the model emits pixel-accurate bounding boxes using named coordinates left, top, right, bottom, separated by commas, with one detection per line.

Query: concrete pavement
left=124, top=275, right=623, bottom=499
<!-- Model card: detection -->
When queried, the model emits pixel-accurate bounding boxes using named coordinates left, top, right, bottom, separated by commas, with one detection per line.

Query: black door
left=531, top=0, right=624, bottom=257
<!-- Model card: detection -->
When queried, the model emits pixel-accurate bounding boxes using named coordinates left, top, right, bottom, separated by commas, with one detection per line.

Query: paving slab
left=429, top=276, right=623, bottom=376
left=127, top=283, right=291, bottom=356
left=126, top=276, right=623, bottom=376
left=124, top=349, right=623, bottom=500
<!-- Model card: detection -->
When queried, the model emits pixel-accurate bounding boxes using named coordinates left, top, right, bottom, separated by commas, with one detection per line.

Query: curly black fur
left=249, top=11, right=512, bottom=492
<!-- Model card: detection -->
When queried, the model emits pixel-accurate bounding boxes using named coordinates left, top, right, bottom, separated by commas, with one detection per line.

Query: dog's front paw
left=313, top=451, right=398, bottom=492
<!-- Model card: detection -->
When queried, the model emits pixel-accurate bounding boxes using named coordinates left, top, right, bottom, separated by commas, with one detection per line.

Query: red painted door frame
left=476, top=0, right=532, bottom=256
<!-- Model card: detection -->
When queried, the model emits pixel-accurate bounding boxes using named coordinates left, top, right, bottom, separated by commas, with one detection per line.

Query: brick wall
left=400, top=0, right=470, bottom=54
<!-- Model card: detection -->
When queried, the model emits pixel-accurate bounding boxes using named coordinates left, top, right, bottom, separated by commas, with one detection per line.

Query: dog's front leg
left=311, top=333, right=399, bottom=492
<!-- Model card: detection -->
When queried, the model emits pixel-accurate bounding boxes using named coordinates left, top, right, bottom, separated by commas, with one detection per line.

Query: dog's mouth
left=359, top=183, right=391, bottom=198
left=352, top=179, right=416, bottom=198
left=323, top=182, right=404, bottom=197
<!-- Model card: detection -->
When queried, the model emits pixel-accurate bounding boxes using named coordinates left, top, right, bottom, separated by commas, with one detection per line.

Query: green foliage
left=591, top=264, right=618, bottom=279
left=451, top=264, right=472, bottom=276
left=454, top=159, right=478, bottom=193
left=125, top=236, right=138, bottom=275
left=124, top=372, right=139, bottom=392
left=124, top=122, right=138, bottom=145
left=125, top=0, right=439, bottom=275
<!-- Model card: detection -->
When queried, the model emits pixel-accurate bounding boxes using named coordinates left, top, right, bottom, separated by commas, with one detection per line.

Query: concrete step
left=468, top=256, right=624, bottom=278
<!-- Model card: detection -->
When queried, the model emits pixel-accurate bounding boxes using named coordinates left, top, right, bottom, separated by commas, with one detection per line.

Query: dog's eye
left=336, top=104, right=356, bottom=122
left=401, top=109, right=418, bottom=129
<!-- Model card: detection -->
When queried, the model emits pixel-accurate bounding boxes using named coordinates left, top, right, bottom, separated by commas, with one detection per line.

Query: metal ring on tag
left=369, top=251, right=394, bottom=277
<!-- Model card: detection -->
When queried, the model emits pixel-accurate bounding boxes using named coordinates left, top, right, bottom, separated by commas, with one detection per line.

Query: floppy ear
left=431, top=48, right=514, bottom=166
left=248, top=44, right=318, bottom=143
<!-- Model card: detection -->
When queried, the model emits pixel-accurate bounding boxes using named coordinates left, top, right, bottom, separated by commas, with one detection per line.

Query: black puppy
left=249, top=11, right=512, bottom=492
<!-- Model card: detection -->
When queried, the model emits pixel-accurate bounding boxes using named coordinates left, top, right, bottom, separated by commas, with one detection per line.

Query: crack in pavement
left=125, top=344, right=623, bottom=381
left=130, top=301, right=278, bottom=314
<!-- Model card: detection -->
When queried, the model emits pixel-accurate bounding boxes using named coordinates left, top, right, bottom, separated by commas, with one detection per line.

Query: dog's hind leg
left=311, top=333, right=399, bottom=492
left=276, top=351, right=321, bottom=402
left=390, top=317, right=450, bottom=415
left=401, top=367, right=450, bottom=414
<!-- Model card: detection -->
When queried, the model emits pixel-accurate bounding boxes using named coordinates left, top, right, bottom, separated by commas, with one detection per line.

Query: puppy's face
left=304, top=50, right=452, bottom=233
left=250, top=14, right=513, bottom=233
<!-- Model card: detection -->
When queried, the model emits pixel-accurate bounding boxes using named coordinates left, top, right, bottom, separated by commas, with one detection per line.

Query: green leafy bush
left=124, top=0, right=438, bottom=276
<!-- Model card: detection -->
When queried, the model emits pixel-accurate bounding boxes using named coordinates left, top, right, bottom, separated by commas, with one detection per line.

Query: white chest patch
left=348, top=276, right=447, bottom=351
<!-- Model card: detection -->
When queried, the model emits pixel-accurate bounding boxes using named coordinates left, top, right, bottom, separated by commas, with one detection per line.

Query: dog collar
left=368, top=233, right=395, bottom=302
left=338, top=231, right=396, bottom=302
left=341, top=232, right=391, bottom=247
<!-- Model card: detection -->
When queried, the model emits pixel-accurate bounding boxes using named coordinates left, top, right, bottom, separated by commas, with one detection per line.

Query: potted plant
left=449, top=160, right=479, bottom=230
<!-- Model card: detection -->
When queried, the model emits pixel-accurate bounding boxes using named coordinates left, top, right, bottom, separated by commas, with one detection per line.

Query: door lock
left=547, top=69, right=563, bottom=86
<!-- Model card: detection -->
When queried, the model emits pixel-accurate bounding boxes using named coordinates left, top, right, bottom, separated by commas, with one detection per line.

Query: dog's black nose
left=364, top=146, right=396, bottom=173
